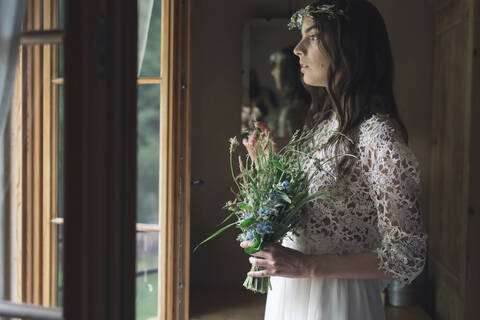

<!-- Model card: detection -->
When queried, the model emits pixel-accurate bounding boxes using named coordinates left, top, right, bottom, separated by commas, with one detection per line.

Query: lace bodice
left=283, top=113, right=427, bottom=286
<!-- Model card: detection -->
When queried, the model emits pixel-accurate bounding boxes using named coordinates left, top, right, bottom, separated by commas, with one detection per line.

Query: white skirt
left=264, top=276, right=389, bottom=320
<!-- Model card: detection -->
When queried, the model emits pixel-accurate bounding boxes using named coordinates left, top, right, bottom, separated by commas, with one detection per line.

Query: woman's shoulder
left=355, top=113, right=420, bottom=170
left=356, top=113, right=406, bottom=147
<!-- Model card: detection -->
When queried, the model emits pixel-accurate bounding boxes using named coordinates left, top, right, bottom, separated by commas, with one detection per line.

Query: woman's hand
left=242, top=122, right=277, bottom=168
left=240, top=241, right=314, bottom=278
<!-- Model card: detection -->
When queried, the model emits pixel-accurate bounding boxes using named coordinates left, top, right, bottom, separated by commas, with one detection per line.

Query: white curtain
left=0, top=0, right=27, bottom=300
left=138, top=0, right=155, bottom=76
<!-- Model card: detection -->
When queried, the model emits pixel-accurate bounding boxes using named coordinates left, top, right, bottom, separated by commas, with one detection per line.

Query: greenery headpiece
left=287, top=4, right=348, bottom=30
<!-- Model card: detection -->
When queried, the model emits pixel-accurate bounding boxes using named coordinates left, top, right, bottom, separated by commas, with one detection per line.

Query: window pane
left=136, top=232, right=158, bottom=320
left=138, top=0, right=161, bottom=77
left=136, top=1, right=161, bottom=317
left=59, top=0, right=65, bottom=30
left=58, top=44, right=64, bottom=78
left=137, top=84, right=160, bottom=224
left=59, top=1, right=64, bottom=78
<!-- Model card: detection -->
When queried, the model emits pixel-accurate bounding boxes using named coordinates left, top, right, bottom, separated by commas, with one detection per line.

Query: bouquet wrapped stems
left=243, top=265, right=271, bottom=294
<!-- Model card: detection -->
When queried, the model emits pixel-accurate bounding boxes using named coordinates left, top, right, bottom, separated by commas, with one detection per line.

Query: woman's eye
left=309, top=34, right=319, bottom=41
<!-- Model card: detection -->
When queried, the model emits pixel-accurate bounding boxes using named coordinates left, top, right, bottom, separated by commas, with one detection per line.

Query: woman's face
left=293, top=16, right=330, bottom=87
left=270, top=60, right=282, bottom=91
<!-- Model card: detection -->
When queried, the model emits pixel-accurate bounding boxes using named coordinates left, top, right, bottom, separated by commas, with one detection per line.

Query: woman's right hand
left=242, top=122, right=277, bottom=168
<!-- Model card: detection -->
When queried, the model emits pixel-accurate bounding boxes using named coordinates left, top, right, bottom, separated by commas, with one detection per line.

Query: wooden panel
left=428, top=259, right=464, bottom=319
left=49, top=0, right=59, bottom=304
left=23, top=1, right=35, bottom=303
left=181, top=1, right=192, bottom=319
left=12, top=0, right=60, bottom=309
left=434, top=0, right=469, bottom=34
left=158, top=0, right=192, bottom=319
left=32, top=0, right=44, bottom=305
left=53, top=77, right=161, bottom=85
left=63, top=0, right=137, bottom=319
left=137, top=77, right=162, bottom=84
left=429, top=17, right=469, bottom=285
left=42, top=0, right=53, bottom=307
left=158, top=0, right=176, bottom=320
left=465, top=1, right=480, bottom=319
left=429, top=0, right=477, bottom=319
left=10, top=48, right=24, bottom=304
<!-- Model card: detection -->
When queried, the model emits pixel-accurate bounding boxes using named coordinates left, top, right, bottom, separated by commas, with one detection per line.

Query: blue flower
left=245, top=229, right=255, bottom=241
left=243, top=212, right=254, bottom=220
left=258, top=207, right=276, bottom=217
left=269, top=193, right=278, bottom=201
left=281, top=180, right=290, bottom=190
left=256, top=222, right=274, bottom=235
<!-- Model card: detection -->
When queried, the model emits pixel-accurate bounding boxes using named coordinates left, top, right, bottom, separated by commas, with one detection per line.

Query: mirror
left=241, top=19, right=311, bottom=144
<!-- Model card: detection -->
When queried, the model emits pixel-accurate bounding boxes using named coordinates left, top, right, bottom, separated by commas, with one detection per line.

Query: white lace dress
left=264, top=113, right=427, bottom=320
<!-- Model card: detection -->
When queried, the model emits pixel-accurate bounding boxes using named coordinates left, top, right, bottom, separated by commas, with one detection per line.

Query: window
left=2, top=0, right=190, bottom=319
left=2, top=0, right=63, bottom=316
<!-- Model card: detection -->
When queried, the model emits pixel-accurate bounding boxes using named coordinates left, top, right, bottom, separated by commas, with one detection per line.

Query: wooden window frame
left=158, top=0, right=191, bottom=319
left=8, top=0, right=61, bottom=308
left=7, top=0, right=191, bottom=318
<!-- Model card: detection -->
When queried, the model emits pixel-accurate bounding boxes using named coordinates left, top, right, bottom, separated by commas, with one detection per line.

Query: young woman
left=269, top=46, right=310, bottom=141
left=241, top=1, right=427, bottom=319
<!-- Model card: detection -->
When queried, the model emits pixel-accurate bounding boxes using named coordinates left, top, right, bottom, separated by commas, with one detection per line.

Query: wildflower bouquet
left=195, top=126, right=331, bottom=294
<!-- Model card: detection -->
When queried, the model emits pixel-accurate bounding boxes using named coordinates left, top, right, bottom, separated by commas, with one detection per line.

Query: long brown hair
left=300, top=0, right=408, bottom=175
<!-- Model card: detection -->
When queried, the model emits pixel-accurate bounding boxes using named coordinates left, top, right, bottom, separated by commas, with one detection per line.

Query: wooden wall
left=429, top=0, right=480, bottom=319
left=465, top=2, right=480, bottom=319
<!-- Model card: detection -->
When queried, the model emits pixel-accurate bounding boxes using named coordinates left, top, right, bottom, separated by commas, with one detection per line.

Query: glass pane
left=58, top=44, right=64, bottom=78
left=136, top=232, right=159, bottom=320
left=137, top=84, right=160, bottom=224
left=138, top=0, right=161, bottom=77
left=58, top=0, right=64, bottom=78
left=59, top=0, right=65, bottom=30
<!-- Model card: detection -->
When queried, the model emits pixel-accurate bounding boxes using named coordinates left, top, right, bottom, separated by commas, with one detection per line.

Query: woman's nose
left=293, top=41, right=303, bottom=56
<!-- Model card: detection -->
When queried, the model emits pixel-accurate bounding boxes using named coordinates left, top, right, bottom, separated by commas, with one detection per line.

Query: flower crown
left=287, top=4, right=348, bottom=30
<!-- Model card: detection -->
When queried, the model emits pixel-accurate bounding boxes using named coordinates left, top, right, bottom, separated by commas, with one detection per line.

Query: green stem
left=243, top=265, right=271, bottom=294
left=229, top=151, right=241, bottom=192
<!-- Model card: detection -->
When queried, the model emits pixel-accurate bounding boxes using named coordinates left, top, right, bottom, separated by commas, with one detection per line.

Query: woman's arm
left=308, top=251, right=390, bottom=279
left=241, top=241, right=391, bottom=280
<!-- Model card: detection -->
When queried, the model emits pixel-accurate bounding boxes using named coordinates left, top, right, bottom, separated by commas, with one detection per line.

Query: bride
left=241, top=0, right=427, bottom=319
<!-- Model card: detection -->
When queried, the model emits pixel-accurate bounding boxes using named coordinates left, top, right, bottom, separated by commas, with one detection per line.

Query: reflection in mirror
left=241, top=19, right=311, bottom=145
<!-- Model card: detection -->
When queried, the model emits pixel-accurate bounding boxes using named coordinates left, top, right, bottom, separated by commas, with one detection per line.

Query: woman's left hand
left=240, top=241, right=313, bottom=278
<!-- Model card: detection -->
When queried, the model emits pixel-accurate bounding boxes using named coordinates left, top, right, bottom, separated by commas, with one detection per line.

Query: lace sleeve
left=358, top=116, right=427, bottom=286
